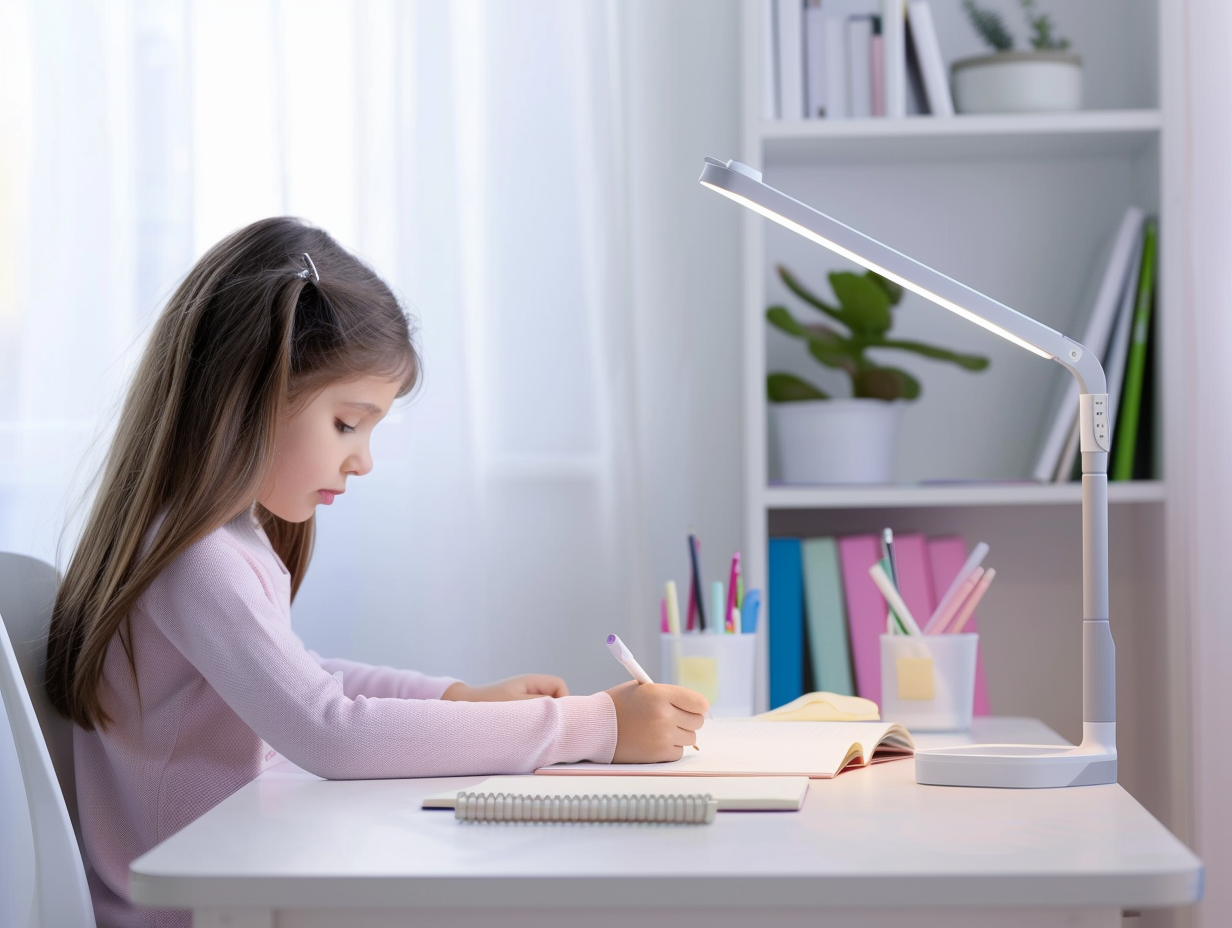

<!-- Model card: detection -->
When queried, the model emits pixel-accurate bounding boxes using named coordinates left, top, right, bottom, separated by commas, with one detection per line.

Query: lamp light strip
left=704, top=182, right=1055, bottom=359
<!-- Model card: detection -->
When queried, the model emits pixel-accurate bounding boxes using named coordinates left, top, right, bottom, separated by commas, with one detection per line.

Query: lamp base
left=916, top=724, right=1117, bottom=788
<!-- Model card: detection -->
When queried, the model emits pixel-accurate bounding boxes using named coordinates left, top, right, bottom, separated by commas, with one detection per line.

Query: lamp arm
left=700, top=156, right=1116, bottom=767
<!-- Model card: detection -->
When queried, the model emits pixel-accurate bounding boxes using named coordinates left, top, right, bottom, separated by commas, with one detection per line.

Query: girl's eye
left=335, top=419, right=357, bottom=434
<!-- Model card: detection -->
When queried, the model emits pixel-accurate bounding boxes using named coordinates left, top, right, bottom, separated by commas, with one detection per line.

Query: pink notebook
left=927, top=536, right=991, bottom=715
left=891, top=533, right=935, bottom=628
left=837, top=535, right=886, bottom=705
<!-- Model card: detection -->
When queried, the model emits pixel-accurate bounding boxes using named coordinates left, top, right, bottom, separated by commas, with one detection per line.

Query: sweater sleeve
left=143, top=533, right=618, bottom=779
left=307, top=651, right=459, bottom=700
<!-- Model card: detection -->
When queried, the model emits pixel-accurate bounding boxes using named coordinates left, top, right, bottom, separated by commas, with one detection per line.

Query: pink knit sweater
left=75, top=508, right=618, bottom=928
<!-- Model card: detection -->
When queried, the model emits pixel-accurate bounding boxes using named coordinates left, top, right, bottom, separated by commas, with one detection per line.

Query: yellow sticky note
left=896, top=657, right=935, bottom=701
left=676, top=656, right=719, bottom=703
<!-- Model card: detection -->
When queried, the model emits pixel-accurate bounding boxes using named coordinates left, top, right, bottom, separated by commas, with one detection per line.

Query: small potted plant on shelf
left=767, top=265, right=989, bottom=484
left=952, top=0, right=1081, bottom=114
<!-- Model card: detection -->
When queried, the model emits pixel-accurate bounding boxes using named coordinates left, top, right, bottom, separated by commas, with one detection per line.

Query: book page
left=422, top=775, right=810, bottom=811
left=537, top=719, right=913, bottom=779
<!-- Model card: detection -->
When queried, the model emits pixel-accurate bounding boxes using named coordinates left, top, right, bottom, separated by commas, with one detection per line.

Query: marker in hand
left=605, top=634, right=700, bottom=749
left=606, top=634, right=653, bottom=684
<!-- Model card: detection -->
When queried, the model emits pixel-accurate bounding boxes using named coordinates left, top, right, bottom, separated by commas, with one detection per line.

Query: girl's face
left=257, top=375, right=402, bottom=523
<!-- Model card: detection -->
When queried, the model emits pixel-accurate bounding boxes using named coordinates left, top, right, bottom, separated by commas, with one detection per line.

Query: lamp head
left=699, top=157, right=1106, bottom=394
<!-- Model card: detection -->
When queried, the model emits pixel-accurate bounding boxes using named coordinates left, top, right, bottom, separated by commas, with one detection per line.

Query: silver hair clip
left=299, top=253, right=320, bottom=283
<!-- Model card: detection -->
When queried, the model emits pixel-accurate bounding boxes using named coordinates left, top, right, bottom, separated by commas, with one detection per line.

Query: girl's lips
left=319, top=490, right=338, bottom=505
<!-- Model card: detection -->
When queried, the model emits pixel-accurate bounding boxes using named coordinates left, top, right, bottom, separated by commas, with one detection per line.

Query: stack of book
left=1032, top=209, right=1159, bottom=483
left=764, top=0, right=952, bottom=121
left=768, top=534, right=991, bottom=711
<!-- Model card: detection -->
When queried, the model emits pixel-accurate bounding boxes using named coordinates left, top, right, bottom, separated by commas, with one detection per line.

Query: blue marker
left=740, top=589, right=761, bottom=634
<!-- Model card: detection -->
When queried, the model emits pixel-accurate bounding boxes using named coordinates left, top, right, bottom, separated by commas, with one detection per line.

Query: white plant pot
left=770, top=398, right=902, bottom=485
left=951, top=51, right=1082, bottom=114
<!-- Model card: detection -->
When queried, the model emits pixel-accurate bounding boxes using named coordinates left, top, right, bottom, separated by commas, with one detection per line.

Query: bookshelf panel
left=762, top=480, right=1164, bottom=510
left=761, top=111, right=1161, bottom=165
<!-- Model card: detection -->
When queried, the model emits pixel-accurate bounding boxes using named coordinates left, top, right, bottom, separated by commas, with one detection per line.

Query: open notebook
left=537, top=719, right=913, bottom=779
left=423, top=775, right=809, bottom=812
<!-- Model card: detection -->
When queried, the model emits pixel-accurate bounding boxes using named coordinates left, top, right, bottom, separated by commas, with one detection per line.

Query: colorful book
left=776, top=0, right=805, bottom=120
left=847, top=15, right=874, bottom=118
left=804, top=0, right=827, bottom=118
left=905, top=1, right=952, bottom=116
left=1054, top=216, right=1147, bottom=483
left=837, top=534, right=886, bottom=704
left=880, top=0, right=905, bottom=117
left=1112, top=218, right=1158, bottom=480
left=927, top=536, right=990, bottom=715
left=1033, top=207, right=1145, bottom=482
left=768, top=538, right=805, bottom=709
left=800, top=538, right=854, bottom=696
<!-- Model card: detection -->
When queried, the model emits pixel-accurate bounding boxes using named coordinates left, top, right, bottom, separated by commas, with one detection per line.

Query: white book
left=824, top=13, right=848, bottom=119
left=804, top=1, right=827, bottom=118
left=538, top=718, right=914, bottom=779
left=762, top=0, right=780, bottom=120
left=1032, top=207, right=1146, bottom=482
left=423, top=775, right=811, bottom=812
left=906, top=1, right=952, bottom=116
left=881, top=0, right=905, bottom=117
left=777, top=0, right=805, bottom=120
left=846, top=15, right=874, bottom=118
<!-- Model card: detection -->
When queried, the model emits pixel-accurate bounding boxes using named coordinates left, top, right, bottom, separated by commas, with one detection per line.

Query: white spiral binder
left=453, top=791, right=717, bottom=824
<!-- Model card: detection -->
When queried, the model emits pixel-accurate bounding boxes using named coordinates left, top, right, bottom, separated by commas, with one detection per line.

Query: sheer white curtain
left=1178, top=2, right=1232, bottom=925
left=0, top=2, right=741, bottom=917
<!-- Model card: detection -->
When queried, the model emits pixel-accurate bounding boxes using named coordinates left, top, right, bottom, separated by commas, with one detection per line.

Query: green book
left=1111, top=218, right=1157, bottom=481
left=800, top=538, right=854, bottom=696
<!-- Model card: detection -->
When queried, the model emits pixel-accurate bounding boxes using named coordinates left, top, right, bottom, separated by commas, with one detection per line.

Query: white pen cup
left=879, top=633, right=978, bottom=732
left=659, top=633, right=756, bottom=717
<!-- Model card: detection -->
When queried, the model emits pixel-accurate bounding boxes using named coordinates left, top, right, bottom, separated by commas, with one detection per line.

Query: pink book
left=838, top=534, right=887, bottom=705
left=927, top=536, right=991, bottom=715
left=892, top=533, right=934, bottom=626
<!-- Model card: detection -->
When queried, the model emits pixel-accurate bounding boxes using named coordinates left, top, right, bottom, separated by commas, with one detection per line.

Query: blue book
left=768, top=538, right=805, bottom=709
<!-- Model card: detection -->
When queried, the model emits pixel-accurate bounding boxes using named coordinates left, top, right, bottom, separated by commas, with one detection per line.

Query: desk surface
left=130, top=717, right=1202, bottom=913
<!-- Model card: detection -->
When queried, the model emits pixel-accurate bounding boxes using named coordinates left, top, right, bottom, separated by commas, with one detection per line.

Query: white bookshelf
left=737, top=0, right=1187, bottom=860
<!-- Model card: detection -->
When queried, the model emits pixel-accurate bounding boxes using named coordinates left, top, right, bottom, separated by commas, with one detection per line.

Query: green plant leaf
left=776, top=265, right=848, bottom=327
left=766, top=305, right=810, bottom=339
left=872, top=338, right=991, bottom=371
left=866, top=271, right=903, bottom=306
left=829, top=272, right=892, bottom=336
left=767, top=372, right=830, bottom=403
left=806, top=334, right=858, bottom=373
left=853, top=366, right=921, bottom=401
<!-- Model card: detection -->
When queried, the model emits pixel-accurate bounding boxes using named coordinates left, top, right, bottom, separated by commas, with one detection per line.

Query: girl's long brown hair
left=46, top=217, right=419, bottom=729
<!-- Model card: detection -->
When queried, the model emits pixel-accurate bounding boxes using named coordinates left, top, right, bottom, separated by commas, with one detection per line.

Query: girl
left=45, top=217, right=708, bottom=928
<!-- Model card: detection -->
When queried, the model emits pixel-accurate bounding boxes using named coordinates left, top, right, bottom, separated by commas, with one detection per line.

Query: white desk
left=130, top=718, right=1202, bottom=928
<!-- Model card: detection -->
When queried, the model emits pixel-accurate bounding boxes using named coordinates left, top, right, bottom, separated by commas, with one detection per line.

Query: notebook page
left=422, top=775, right=809, bottom=811
left=537, top=719, right=913, bottom=779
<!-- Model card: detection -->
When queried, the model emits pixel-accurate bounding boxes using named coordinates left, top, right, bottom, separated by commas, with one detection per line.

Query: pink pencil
left=929, top=567, right=984, bottom=636
left=948, top=569, right=996, bottom=634
left=725, top=552, right=741, bottom=633
left=660, top=597, right=669, bottom=633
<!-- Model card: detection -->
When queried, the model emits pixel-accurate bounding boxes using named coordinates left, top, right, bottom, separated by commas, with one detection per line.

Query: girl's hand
left=605, top=681, right=708, bottom=763
left=441, top=674, right=569, bottom=702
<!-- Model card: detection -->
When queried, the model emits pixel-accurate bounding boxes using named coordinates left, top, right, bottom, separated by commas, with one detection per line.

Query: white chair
left=0, top=552, right=95, bottom=928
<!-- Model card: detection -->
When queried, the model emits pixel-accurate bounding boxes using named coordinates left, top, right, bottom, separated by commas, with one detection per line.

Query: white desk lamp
left=700, top=157, right=1116, bottom=788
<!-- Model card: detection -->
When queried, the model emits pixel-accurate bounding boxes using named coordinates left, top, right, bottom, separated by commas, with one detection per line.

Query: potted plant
left=767, top=265, right=989, bottom=484
left=952, top=0, right=1081, bottom=114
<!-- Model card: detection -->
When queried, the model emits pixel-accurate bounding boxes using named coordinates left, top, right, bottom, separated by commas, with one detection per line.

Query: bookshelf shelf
left=761, top=480, right=1165, bottom=510
left=761, top=109, right=1162, bottom=164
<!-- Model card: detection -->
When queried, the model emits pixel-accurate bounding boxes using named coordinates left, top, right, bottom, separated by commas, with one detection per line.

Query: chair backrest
left=0, top=553, right=95, bottom=928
